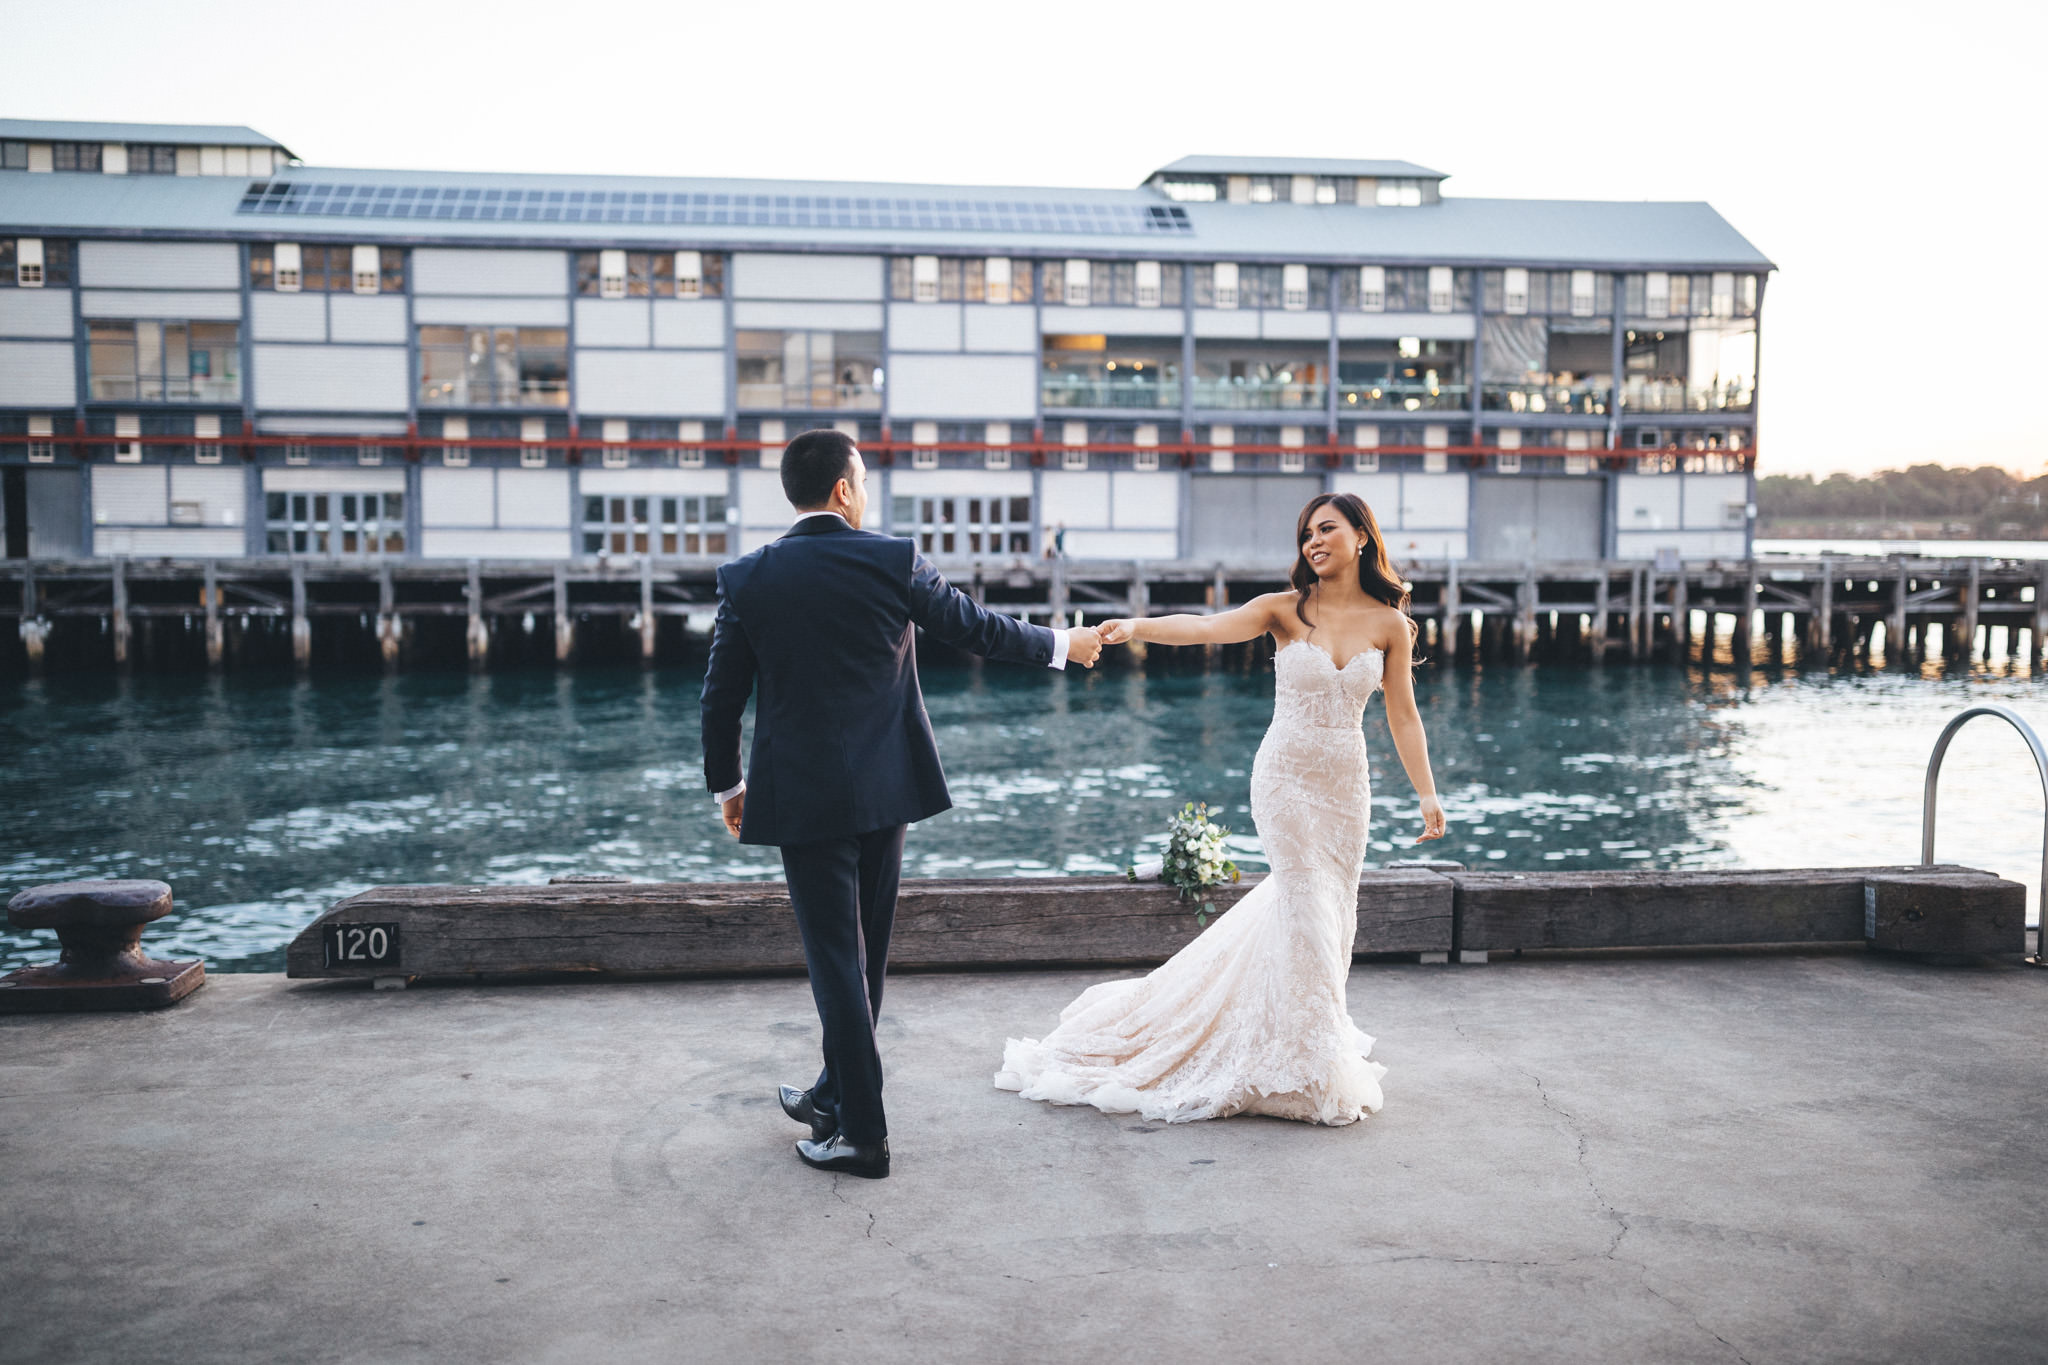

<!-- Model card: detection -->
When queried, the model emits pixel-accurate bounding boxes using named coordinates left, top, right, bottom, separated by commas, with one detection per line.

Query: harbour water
left=4, top=651, right=2045, bottom=972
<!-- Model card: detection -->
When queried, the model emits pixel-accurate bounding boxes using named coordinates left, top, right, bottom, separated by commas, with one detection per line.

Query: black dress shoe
left=796, top=1132, right=890, bottom=1179
left=779, top=1084, right=834, bottom=1142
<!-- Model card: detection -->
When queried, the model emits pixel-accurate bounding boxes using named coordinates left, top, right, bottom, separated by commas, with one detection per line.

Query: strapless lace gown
left=995, top=640, right=1389, bottom=1125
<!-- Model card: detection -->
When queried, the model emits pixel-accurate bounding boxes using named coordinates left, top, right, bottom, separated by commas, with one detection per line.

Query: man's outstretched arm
left=907, top=554, right=1100, bottom=669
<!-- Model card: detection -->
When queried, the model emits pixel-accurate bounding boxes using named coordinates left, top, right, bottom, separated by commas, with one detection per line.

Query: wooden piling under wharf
left=4, top=553, right=2047, bottom=673
left=284, top=863, right=2026, bottom=984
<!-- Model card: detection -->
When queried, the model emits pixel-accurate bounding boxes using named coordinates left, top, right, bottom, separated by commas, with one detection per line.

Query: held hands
left=1415, top=794, right=1447, bottom=844
left=1065, top=627, right=1104, bottom=668
left=1096, top=619, right=1136, bottom=646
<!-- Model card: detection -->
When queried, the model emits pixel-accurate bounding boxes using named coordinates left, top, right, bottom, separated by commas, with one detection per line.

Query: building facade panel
left=263, top=467, right=406, bottom=492
left=411, top=248, right=567, bottom=296
left=574, top=299, right=651, bottom=348
left=1109, top=471, right=1180, bottom=530
left=24, top=468, right=83, bottom=556
left=574, top=350, right=724, bottom=417
left=0, top=341, right=78, bottom=405
left=327, top=295, right=408, bottom=344
left=652, top=300, right=726, bottom=349
left=731, top=301, right=883, bottom=331
left=1065, top=530, right=1178, bottom=559
left=1616, top=529, right=1745, bottom=558
left=888, top=303, right=961, bottom=352
left=730, top=252, right=882, bottom=301
left=962, top=306, right=1038, bottom=353
left=888, top=469, right=1034, bottom=497
left=737, top=468, right=793, bottom=548
left=169, top=466, right=247, bottom=529
left=494, top=468, right=572, bottom=527
left=77, top=241, right=239, bottom=290
left=420, top=529, right=573, bottom=558
left=412, top=296, right=568, bottom=327
left=1261, top=312, right=1332, bottom=341
left=1337, top=313, right=1477, bottom=341
left=1681, top=472, right=1749, bottom=531
left=1616, top=472, right=1682, bottom=531
left=253, top=344, right=409, bottom=411
left=1192, top=311, right=1261, bottom=339
left=0, top=288, right=76, bottom=338
left=578, top=468, right=730, bottom=495
left=1043, top=306, right=1185, bottom=338
left=250, top=292, right=327, bottom=341
left=421, top=467, right=496, bottom=527
left=92, top=465, right=168, bottom=524
left=94, top=527, right=245, bottom=557
left=1335, top=473, right=1403, bottom=524
left=886, top=354, right=1035, bottom=419
left=81, top=289, right=240, bottom=320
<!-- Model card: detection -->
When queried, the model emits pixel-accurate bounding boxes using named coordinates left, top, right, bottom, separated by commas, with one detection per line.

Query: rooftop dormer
left=0, top=118, right=295, bottom=176
left=1146, top=155, right=1447, bottom=206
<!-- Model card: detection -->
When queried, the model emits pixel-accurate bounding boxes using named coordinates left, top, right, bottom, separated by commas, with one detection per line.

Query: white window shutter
left=1359, top=266, right=1384, bottom=312
left=1209, top=424, right=1234, bottom=472
left=1423, top=424, right=1450, bottom=449
left=1645, top=271, right=1670, bottom=318
left=175, top=147, right=199, bottom=176
left=352, top=244, right=380, bottom=294
left=983, top=257, right=1011, bottom=304
left=1504, top=267, right=1529, bottom=315
left=26, top=144, right=52, bottom=173
left=1133, top=423, right=1159, bottom=446
left=1062, top=421, right=1089, bottom=447
left=1213, top=262, right=1239, bottom=310
left=758, top=419, right=785, bottom=470
left=1711, top=272, right=1736, bottom=317
left=599, top=249, right=627, bottom=299
left=102, top=143, right=127, bottom=175
left=199, top=146, right=224, bottom=176
left=833, top=420, right=860, bottom=438
left=675, top=251, right=702, bottom=298
left=1064, top=260, right=1090, bottom=307
left=1226, top=175, right=1250, bottom=204
left=194, top=414, right=222, bottom=440
left=1570, top=270, right=1596, bottom=317
left=1290, top=175, right=1315, bottom=205
left=984, top=422, right=1010, bottom=446
left=15, top=238, right=43, bottom=287
left=676, top=420, right=703, bottom=441
left=223, top=146, right=249, bottom=177
left=1353, top=424, right=1380, bottom=448
left=602, top=419, right=630, bottom=443
left=1282, top=264, right=1309, bottom=311
left=1135, top=260, right=1161, bottom=308
left=1564, top=429, right=1592, bottom=451
left=115, top=413, right=141, bottom=438
left=1497, top=428, right=1521, bottom=450
left=1428, top=266, right=1454, bottom=313
left=912, top=421, right=939, bottom=445
left=912, top=255, right=939, bottom=303
left=274, top=242, right=302, bottom=292
left=676, top=419, right=705, bottom=468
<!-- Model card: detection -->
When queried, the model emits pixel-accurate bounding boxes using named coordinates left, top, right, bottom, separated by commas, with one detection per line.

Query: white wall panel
left=421, top=467, right=497, bottom=527
left=254, top=344, right=408, bottom=411
left=0, top=289, right=76, bottom=338
left=1109, top=472, right=1179, bottom=530
left=574, top=350, right=725, bottom=416
left=1617, top=473, right=1683, bottom=531
left=78, top=241, right=239, bottom=289
left=412, top=296, right=568, bottom=326
left=250, top=293, right=327, bottom=342
left=1616, top=529, right=1745, bottom=559
left=578, top=468, right=731, bottom=494
left=1681, top=473, right=1749, bottom=531
left=652, top=300, right=726, bottom=349
left=888, top=303, right=961, bottom=352
left=731, top=253, right=882, bottom=301
left=1192, top=311, right=1261, bottom=339
left=0, top=342, right=77, bottom=404
left=92, top=465, right=168, bottom=524
left=82, top=290, right=241, bottom=320
left=1042, top=306, right=1183, bottom=337
left=962, top=306, right=1038, bottom=353
left=888, top=469, right=1033, bottom=496
left=1039, top=471, right=1110, bottom=526
left=1064, top=530, right=1177, bottom=559
left=411, top=249, right=567, bottom=296
left=168, top=466, right=246, bottom=527
left=1337, top=313, right=1477, bottom=341
left=94, top=527, right=245, bottom=557
left=1261, top=312, right=1332, bottom=340
left=263, top=467, right=405, bottom=492
left=574, top=299, right=651, bottom=348
left=1398, top=473, right=1470, bottom=529
left=731, top=301, right=883, bottom=331
left=738, top=528, right=783, bottom=553
left=327, top=295, right=408, bottom=344
left=738, top=469, right=792, bottom=529
left=419, top=529, right=572, bottom=559
left=1333, top=473, right=1405, bottom=525
left=887, top=354, right=1035, bottom=420
left=1384, top=528, right=1467, bottom=559
left=494, top=468, right=571, bottom=527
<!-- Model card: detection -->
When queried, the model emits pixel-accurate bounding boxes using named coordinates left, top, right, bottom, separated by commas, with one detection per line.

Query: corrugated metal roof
left=0, top=118, right=292, bottom=152
left=0, top=162, right=1774, bottom=270
left=1154, top=155, right=1448, bottom=180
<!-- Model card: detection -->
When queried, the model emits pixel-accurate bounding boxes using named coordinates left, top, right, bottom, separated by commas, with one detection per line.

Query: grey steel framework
left=0, top=118, right=1773, bottom=568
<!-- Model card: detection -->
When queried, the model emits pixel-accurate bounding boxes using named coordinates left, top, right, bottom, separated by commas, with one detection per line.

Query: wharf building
left=0, top=120, right=1772, bottom=568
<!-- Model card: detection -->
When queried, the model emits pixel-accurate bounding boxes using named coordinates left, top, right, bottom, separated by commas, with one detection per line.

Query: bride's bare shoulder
left=1364, top=601, right=1415, bottom=651
left=1246, top=591, right=1303, bottom=637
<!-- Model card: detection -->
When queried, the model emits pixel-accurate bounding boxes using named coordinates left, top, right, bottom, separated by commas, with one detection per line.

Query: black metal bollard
left=0, top=879, right=206, bottom=1012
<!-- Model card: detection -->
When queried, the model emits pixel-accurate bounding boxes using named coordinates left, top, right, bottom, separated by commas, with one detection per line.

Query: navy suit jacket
left=700, top=516, right=1058, bottom=846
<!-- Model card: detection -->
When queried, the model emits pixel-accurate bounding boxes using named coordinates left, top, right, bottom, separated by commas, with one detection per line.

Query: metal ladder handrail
left=1922, top=704, right=2048, bottom=965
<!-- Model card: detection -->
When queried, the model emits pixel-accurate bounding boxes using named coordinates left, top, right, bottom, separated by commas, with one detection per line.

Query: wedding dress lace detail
left=995, top=640, right=1389, bottom=1125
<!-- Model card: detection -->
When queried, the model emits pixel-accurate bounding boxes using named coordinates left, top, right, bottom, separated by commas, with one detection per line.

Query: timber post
left=638, top=554, right=656, bottom=664
left=1628, top=566, right=1644, bottom=660
left=1591, top=568, right=1609, bottom=665
left=553, top=562, right=573, bottom=663
left=1736, top=560, right=1759, bottom=663
left=1891, top=556, right=1909, bottom=667
left=376, top=559, right=399, bottom=671
left=1515, top=563, right=1536, bottom=664
left=289, top=558, right=310, bottom=671
left=1670, top=570, right=1689, bottom=665
left=110, top=555, right=130, bottom=670
left=1961, top=556, right=1981, bottom=666
left=465, top=559, right=487, bottom=670
left=1049, top=555, right=1068, bottom=624
left=20, top=559, right=46, bottom=674
left=2034, top=562, right=2048, bottom=675
left=1815, top=556, right=1834, bottom=658
left=1128, top=561, right=1149, bottom=662
left=1443, top=559, right=1461, bottom=664
left=203, top=559, right=223, bottom=670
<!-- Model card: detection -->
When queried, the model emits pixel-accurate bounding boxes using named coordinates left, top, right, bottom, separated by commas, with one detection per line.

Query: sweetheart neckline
left=1282, top=639, right=1385, bottom=674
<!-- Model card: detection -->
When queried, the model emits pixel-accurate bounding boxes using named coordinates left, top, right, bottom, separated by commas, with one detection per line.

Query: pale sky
left=4, top=0, right=2040, bottom=480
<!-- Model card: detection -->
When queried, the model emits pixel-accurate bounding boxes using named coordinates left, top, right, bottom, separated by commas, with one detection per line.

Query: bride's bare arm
left=1097, top=593, right=1287, bottom=647
left=1380, top=624, right=1447, bottom=842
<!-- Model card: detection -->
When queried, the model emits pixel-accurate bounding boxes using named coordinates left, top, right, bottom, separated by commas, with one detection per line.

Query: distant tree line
left=1758, top=464, right=2048, bottom=537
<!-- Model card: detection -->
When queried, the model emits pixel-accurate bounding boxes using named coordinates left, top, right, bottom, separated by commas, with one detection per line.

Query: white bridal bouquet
left=1127, top=801, right=1242, bottom=927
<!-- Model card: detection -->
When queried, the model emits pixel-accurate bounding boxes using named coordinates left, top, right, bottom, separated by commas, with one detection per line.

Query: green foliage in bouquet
left=1126, top=801, right=1242, bottom=927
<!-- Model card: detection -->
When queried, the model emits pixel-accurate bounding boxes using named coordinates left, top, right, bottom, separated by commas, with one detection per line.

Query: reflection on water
left=3, top=656, right=2043, bottom=972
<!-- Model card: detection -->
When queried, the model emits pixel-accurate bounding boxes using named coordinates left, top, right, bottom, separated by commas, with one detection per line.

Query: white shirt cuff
left=1048, top=626, right=1069, bottom=671
left=713, top=781, right=746, bottom=804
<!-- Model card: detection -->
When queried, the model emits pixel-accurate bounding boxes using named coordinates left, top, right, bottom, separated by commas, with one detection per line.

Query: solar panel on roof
left=234, top=181, right=1195, bottom=235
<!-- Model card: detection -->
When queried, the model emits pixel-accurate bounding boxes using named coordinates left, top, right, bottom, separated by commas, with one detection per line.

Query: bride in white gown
left=995, top=492, right=1447, bottom=1125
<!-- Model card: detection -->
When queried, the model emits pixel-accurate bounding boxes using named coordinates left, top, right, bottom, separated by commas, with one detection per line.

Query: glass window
left=86, top=319, right=238, bottom=402
left=579, top=491, right=728, bottom=557
left=736, top=331, right=881, bottom=410
left=416, top=326, right=566, bottom=407
left=265, top=485, right=405, bottom=557
left=896, top=494, right=1033, bottom=556
left=380, top=247, right=406, bottom=294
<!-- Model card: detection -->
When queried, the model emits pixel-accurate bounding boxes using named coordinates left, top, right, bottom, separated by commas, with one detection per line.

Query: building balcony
left=1190, top=378, right=1328, bottom=411
left=418, top=378, right=569, bottom=408
left=1338, top=381, right=1469, bottom=412
left=89, top=376, right=242, bottom=403
left=1620, top=379, right=1755, bottom=413
left=735, top=382, right=882, bottom=411
left=1481, top=381, right=1611, bottom=416
left=1040, top=377, right=1181, bottom=409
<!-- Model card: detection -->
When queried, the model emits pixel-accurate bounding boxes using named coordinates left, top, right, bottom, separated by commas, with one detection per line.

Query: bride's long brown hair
left=1290, top=492, right=1415, bottom=636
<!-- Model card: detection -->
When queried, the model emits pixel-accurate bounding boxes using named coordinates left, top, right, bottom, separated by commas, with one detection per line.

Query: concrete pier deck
left=3, top=952, right=2046, bottom=1364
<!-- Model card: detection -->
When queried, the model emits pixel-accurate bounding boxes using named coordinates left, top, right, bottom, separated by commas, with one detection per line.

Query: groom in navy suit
left=701, top=428, right=1102, bottom=1178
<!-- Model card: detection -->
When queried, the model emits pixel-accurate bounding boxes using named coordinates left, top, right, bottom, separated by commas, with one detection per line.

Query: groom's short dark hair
left=782, top=428, right=858, bottom=508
